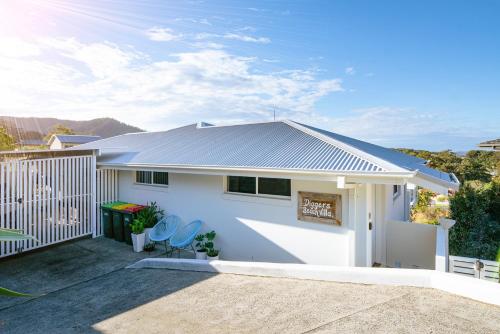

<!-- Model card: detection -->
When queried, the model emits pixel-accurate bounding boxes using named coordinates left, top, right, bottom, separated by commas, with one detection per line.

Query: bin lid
left=113, top=204, right=137, bottom=212
left=122, top=205, right=146, bottom=213
left=101, top=201, right=127, bottom=209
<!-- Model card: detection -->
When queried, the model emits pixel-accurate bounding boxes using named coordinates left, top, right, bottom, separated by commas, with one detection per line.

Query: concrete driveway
left=0, top=238, right=498, bottom=334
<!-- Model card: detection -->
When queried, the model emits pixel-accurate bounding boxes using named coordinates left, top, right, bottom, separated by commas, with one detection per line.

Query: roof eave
left=97, top=161, right=416, bottom=178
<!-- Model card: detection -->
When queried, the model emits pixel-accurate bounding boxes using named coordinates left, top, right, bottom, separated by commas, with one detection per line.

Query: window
left=258, top=177, right=291, bottom=197
left=135, top=171, right=168, bottom=186
left=227, top=176, right=256, bottom=194
left=227, top=176, right=291, bottom=197
left=393, top=185, right=401, bottom=199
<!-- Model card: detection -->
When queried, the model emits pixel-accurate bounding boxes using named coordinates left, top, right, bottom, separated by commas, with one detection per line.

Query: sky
left=0, top=0, right=499, bottom=151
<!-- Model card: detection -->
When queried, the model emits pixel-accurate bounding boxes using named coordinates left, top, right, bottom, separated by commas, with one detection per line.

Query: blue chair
left=169, top=220, right=203, bottom=258
left=149, top=215, right=182, bottom=253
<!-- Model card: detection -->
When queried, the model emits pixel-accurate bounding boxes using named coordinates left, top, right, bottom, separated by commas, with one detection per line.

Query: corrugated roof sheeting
left=56, top=135, right=101, bottom=144
left=80, top=122, right=385, bottom=172
left=78, top=120, right=458, bottom=186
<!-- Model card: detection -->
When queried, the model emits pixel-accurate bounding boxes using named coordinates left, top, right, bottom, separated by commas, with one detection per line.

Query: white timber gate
left=0, top=154, right=119, bottom=258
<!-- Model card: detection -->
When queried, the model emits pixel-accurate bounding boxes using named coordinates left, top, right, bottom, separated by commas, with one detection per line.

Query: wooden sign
left=298, top=192, right=342, bottom=225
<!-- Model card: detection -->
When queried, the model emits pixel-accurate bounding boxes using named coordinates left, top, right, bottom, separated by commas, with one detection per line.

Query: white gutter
left=97, top=162, right=416, bottom=178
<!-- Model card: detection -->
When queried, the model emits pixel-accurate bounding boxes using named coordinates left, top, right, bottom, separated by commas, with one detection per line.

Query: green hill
left=0, top=116, right=143, bottom=143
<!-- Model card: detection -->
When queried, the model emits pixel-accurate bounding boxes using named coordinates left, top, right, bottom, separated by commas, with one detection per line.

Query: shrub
left=449, top=181, right=500, bottom=260
left=131, top=219, right=145, bottom=234
left=137, top=202, right=165, bottom=228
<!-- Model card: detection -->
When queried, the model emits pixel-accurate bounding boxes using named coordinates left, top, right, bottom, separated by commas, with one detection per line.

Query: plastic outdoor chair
left=169, top=220, right=203, bottom=258
left=149, top=215, right=182, bottom=253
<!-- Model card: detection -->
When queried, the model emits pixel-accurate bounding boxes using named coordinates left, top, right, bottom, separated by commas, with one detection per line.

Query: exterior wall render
left=118, top=170, right=359, bottom=266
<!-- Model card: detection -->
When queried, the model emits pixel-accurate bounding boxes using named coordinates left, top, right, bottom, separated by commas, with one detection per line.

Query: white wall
left=118, top=171, right=356, bottom=266
left=385, top=220, right=436, bottom=269
left=50, top=138, right=63, bottom=150
left=383, top=184, right=407, bottom=222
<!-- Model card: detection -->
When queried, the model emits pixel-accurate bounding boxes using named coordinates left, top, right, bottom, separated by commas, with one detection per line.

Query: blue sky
left=0, top=0, right=498, bottom=150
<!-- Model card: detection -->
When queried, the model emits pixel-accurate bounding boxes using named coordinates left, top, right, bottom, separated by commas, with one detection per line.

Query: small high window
left=227, top=176, right=291, bottom=197
left=258, top=177, right=291, bottom=197
left=393, top=185, right=401, bottom=199
left=136, top=171, right=168, bottom=186
left=227, top=176, right=256, bottom=194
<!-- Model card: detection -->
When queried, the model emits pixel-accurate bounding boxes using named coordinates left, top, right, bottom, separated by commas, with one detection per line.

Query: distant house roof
left=48, top=134, right=101, bottom=146
left=478, top=138, right=500, bottom=150
left=19, top=139, right=45, bottom=146
left=77, top=120, right=459, bottom=189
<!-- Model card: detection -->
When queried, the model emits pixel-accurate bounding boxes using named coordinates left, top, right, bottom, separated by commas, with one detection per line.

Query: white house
left=48, top=134, right=101, bottom=150
left=78, top=120, right=459, bottom=267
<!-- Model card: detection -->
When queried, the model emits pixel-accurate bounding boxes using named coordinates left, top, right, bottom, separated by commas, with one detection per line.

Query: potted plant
left=204, top=230, right=220, bottom=260
left=131, top=218, right=145, bottom=252
left=143, top=242, right=156, bottom=253
left=138, top=202, right=165, bottom=244
left=194, top=234, right=207, bottom=260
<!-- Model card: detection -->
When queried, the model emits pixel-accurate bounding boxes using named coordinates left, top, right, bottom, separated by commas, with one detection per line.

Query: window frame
left=225, top=176, right=291, bottom=199
left=135, top=170, right=169, bottom=187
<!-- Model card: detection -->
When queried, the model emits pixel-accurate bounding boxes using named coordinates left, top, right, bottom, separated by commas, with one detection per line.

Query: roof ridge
left=283, top=120, right=408, bottom=172
left=196, top=120, right=283, bottom=129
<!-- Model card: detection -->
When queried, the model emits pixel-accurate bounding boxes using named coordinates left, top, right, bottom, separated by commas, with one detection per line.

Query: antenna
left=273, top=105, right=276, bottom=121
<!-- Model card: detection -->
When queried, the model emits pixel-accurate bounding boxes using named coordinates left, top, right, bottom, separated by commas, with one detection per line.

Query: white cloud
left=173, top=17, right=212, bottom=25
left=308, top=107, right=499, bottom=150
left=223, top=33, right=270, bottom=44
left=194, top=32, right=271, bottom=44
left=0, top=37, right=41, bottom=57
left=146, top=27, right=182, bottom=41
left=345, top=67, right=355, bottom=75
left=236, top=26, right=256, bottom=32
left=190, top=41, right=225, bottom=49
left=0, top=37, right=342, bottom=131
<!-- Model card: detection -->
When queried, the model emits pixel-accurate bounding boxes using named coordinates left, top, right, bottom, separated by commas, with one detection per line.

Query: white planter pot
left=132, top=233, right=145, bottom=252
left=195, top=250, right=207, bottom=260
left=207, top=254, right=219, bottom=261
left=144, top=228, right=152, bottom=244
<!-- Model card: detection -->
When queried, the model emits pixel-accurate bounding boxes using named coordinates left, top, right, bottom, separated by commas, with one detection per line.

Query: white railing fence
left=0, top=156, right=94, bottom=258
left=95, top=169, right=119, bottom=237
left=449, top=256, right=499, bottom=283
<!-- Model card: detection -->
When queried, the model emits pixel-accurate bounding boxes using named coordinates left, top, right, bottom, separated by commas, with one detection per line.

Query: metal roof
left=50, top=135, right=101, bottom=145
left=77, top=120, right=458, bottom=186
left=478, top=138, right=500, bottom=150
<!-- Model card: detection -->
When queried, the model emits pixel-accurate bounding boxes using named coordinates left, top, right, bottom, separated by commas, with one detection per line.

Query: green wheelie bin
left=122, top=205, right=146, bottom=245
left=101, top=202, right=119, bottom=238
left=123, top=212, right=134, bottom=245
left=112, top=210, right=125, bottom=242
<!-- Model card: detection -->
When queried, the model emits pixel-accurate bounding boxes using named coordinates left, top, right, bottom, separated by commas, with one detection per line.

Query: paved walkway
left=0, top=238, right=498, bottom=333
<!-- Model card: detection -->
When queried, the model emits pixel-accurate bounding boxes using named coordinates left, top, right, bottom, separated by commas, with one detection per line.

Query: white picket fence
left=449, top=255, right=500, bottom=283
left=0, top=154, right=120, bottom=258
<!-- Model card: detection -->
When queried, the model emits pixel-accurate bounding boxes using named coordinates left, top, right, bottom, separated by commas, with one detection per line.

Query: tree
left=0, top=126, right=15, bottom=151
left=43, top=124, right=75, bottom=142
left=396, top=148, right=499, bottom=184
left=449, top=180, right=500, bottom=260
left=457, top=150, right=497, bottom=183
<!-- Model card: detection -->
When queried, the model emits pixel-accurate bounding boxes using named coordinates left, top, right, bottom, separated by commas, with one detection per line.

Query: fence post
left=91, top=154, right=97, bottom=238
left=435, top=218, right=456, bottom=272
